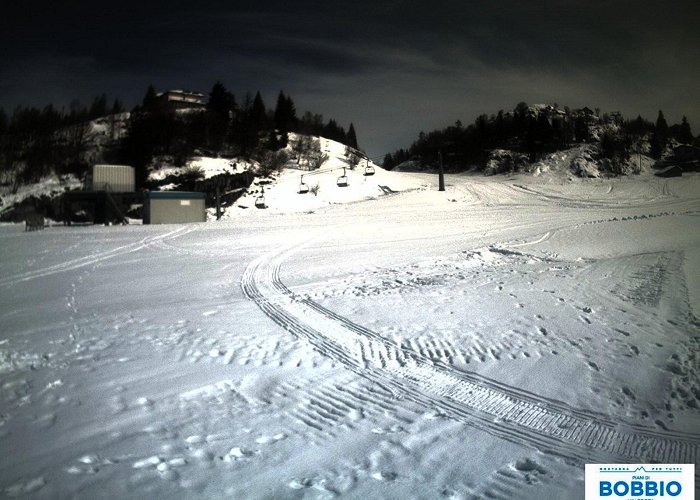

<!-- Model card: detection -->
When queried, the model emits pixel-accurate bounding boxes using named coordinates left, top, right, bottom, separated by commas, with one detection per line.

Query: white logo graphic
left=585, top=464, right=695, bottom=500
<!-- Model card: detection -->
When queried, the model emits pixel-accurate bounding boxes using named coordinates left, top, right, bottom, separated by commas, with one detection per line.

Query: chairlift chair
left=298, top=175, right=309, bottom=194
left=337, top=167, right=349, bottom=187
left=364, top=165, right=375, bottom=176
left=255, top=186, right=266, bottom=208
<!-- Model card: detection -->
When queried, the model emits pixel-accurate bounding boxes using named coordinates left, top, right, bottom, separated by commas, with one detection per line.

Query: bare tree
left=292, top=135, right=312, bottom=166
left=64, top=121, right=94, bottom=168
left=309, top=151, right=329, bottom=170
left=346, top=151, right=360, bottom=170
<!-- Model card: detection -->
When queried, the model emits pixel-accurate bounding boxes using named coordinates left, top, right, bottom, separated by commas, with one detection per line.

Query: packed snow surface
left=1, top=170, right=699, bottom=499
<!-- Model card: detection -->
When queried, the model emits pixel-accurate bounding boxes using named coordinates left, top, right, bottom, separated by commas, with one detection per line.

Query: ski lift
left=298, top=175, right=309, bottom=194
left=255, top=186, right=266, bottom=208
left=364, top=165, right=375, bottom=176
left=337, top=167, right=348, bottom=187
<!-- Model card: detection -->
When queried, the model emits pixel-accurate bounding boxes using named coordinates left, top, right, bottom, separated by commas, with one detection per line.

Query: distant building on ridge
left=157, top=90, right=205, bottom=110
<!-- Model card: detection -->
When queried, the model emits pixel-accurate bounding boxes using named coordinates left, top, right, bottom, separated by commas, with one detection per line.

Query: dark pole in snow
left=216, top=184, right=221, bottom=220
left=438, top=150, right=445, bottom=191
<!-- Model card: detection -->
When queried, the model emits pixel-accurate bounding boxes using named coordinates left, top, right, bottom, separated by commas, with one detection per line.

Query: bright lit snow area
left=1, top=171, right=699, bottom=499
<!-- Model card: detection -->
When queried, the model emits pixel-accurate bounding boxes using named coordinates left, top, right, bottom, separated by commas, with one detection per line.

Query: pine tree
left=0, top=108, right=7, bottom=137
left=274, top=91, right=298, bottom=133
left=284, top=94, right=297, bottom=131
left=655, top=110, right=669, bottom=136
left=141, top=85, right=158, bottom=111
left=251, top=91, right=267, bottom=132
left=274, top=91, right=287, bottom=132
left=89, top=94, right=108, bottom=119
left=111, top=99, right=124, bottom=114
left=347, top=123, right=358, bottom=149
left=208, top=83, right=235, bottom=115
left=650, top=110, right=669, bottom=159
left=382, top=153, right=394, bottom=170
left=207, top=82, right=236, bottom=150
left=678, top=116, right=693, bottom=144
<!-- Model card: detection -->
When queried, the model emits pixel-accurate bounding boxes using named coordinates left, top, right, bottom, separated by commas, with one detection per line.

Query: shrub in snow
left=596, top=125, right=632, bottom=176
left=484, top=150, right=529, bottom=175
left=256, top=150, right=289, bottom=177
left=569, top=148, right=600, bottom=178
left=309, top=183, right=320, bottom=196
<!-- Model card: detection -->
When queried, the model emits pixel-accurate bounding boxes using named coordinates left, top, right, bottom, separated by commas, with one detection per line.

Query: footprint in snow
left=224, top=447, right=255, bottom=461
left=4, top=477, right=46, bottom=497
left=135, top=397, right=153, bottom=407
left=288, top=478, right=312, bottom=490
left=185, top=435, right=205, bottom=444
left=255, top=433, right=287, bottom=444
left=372, top=471, right=398, bottom=481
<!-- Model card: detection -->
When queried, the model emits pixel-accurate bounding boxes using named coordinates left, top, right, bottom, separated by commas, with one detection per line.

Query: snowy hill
left=229, top=136, right=423, bottom=216
left=144, top=135, right=426, bottom=219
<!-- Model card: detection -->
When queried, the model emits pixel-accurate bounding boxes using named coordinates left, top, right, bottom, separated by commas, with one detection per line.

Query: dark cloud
left=1, top=1, right=699, bottom=155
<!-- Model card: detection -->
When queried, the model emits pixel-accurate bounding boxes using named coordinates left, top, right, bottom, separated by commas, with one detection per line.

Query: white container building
left=92, top=165, right=135, bottom=192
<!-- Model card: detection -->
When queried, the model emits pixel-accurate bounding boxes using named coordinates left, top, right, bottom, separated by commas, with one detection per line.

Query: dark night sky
left=1, top=1, right=698, bottom=156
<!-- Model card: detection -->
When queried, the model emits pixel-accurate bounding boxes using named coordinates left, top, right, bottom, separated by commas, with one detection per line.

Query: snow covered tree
left=599, top=126, right=630, bottom=175
left=345, top=146, right=360, bottom=169
left=309, top=150, right=329, bottom=170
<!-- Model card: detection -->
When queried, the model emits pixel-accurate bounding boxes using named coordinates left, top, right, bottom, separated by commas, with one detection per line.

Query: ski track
left=242, top=240, right=700, bottom=468
left=0, top=226, right=195, bottom=288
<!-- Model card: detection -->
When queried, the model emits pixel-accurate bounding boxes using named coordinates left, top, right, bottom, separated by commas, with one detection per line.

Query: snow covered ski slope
left=1, top=171, right=699, bottom=498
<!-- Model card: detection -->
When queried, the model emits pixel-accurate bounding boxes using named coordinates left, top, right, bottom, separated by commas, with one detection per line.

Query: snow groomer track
left=243, top=240, right=700, bottom=466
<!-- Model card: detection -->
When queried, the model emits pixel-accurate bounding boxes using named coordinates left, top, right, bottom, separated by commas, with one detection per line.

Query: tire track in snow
left=0, top=226, right=195, bottom=288
left=242, top=241, right=700, bottom=465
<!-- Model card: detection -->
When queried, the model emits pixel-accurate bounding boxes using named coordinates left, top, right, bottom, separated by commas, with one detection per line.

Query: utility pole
left=438, top=150, right=445, bottom=191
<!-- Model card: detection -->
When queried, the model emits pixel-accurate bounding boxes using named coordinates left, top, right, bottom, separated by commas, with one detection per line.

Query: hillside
left=385, top=103, right=698, bottom=177
left=0, top=132, right=680, bottom=224
left=2, top=99, right=699, bottom=224
left=0, top=132, right=426, bottom=223
left=202, top=136, right=422, bottom=218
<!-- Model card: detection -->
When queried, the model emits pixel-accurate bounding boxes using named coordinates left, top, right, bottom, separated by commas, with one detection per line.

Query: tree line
left=382, top=103, right=696, bottom=174
left=0, top=83, right=359, bottom=191
left=0, top=96, right=125, bottom=189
